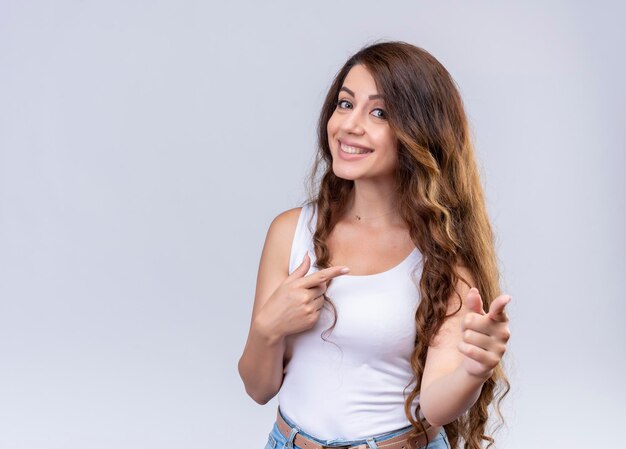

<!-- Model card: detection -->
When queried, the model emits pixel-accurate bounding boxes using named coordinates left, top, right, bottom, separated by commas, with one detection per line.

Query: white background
left=1, top=1, right=624, bottom=448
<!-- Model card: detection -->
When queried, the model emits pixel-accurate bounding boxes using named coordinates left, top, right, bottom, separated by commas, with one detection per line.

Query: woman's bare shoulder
left=261, top=206, right=304, bottom=265
left=277, top=206, right=303, bottom=222
left=268, top=206, right=303, bottom=236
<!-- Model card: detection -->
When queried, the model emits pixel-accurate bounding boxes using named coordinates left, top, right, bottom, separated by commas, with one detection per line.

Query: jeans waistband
left=277, top=406, right=414, bottom=446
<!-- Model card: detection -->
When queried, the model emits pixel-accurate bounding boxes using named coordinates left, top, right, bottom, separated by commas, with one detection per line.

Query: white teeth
left=340, top=143, right=373, bottom=154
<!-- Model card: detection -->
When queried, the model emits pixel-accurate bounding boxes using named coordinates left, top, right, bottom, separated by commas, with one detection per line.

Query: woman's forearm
left=238, top=318, right=286, bottom=405
left=419, top=365, right=487, bottom=427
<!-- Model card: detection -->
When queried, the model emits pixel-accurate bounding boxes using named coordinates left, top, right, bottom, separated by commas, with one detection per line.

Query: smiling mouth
left=339, top=142, right=374, bottom=154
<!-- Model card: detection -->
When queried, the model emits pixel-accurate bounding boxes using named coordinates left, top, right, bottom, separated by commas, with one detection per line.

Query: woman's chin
left=331, top=166, right=394, bottom=183
left=331, top=167, right=362, bottom=181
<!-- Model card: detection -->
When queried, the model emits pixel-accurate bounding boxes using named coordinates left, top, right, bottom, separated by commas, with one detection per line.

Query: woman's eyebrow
left=340, top=86, right=384, bottom=100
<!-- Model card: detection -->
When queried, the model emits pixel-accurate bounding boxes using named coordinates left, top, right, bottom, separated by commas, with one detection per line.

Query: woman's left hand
left=458, top=288, right=511, bottom=380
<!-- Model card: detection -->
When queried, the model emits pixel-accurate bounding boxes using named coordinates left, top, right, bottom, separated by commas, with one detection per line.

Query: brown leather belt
left=276, top=408, right=441, bottom=449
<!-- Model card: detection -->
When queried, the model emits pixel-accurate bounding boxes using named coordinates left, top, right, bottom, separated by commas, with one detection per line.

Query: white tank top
left=277, top=201, right=424, bottom=440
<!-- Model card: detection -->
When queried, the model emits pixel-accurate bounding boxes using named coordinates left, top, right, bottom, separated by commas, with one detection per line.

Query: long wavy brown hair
left=303, top=41, right=509, bottom=449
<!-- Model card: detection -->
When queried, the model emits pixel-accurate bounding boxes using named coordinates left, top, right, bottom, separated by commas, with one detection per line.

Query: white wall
left=1, top=1, right=624, bottom=448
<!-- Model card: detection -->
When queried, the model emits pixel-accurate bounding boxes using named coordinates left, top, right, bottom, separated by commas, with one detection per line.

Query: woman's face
left=327, top=64, right=399, bottom=183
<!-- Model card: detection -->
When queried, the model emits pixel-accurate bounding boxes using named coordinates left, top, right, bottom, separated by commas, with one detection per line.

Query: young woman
left=238, top=41, right=511, bottom=449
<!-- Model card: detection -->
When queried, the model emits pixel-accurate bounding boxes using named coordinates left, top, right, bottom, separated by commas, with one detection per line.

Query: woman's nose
left=340, top=110, right=365, bottom=134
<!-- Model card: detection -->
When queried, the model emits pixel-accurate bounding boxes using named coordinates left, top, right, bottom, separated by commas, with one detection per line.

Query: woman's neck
left=345, top=179, right=402, bottom=227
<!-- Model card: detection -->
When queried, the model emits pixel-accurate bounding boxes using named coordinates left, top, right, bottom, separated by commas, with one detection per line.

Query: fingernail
left=340, top=267, right=350, bottom=273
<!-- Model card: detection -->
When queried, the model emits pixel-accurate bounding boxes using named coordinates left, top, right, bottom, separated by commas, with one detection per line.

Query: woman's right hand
left=254, top=252, right=350, bottom=342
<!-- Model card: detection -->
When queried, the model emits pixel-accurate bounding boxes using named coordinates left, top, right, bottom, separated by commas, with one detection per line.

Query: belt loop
left=365, top=438, right=378, bottom=449
left=285, top=425, right=300, bottom=449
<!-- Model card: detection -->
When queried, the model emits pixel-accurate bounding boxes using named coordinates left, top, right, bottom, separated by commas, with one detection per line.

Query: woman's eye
left=372, top=108, right=387, bottom=119
left=336, top=99, right=351, bottom=109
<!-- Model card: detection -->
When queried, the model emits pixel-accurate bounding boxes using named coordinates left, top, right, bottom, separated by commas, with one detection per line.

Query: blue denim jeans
left=265, top=407, right=451, bottom=449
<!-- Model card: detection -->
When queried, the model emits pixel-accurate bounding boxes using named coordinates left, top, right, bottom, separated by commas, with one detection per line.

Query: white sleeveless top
left=277, top=201, right=424, bottom=439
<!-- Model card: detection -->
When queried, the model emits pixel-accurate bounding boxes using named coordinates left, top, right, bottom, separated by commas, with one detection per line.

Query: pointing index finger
left=488, top=295, right=511, bottom=322
left=299, top=265, right=351, bottom=288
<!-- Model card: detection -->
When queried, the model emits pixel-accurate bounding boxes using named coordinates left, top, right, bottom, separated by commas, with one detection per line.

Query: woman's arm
left=238, top=207, right=351, bottom=405
left=237, top=208, right=300, bottom=405
left=418, top=266, right=511, bottom=427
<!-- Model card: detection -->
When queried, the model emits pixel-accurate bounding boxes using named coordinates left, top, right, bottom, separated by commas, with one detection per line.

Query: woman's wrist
left=253, top=316, right=285, bottom=347
left=457, top=363, right=492, bottom=389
